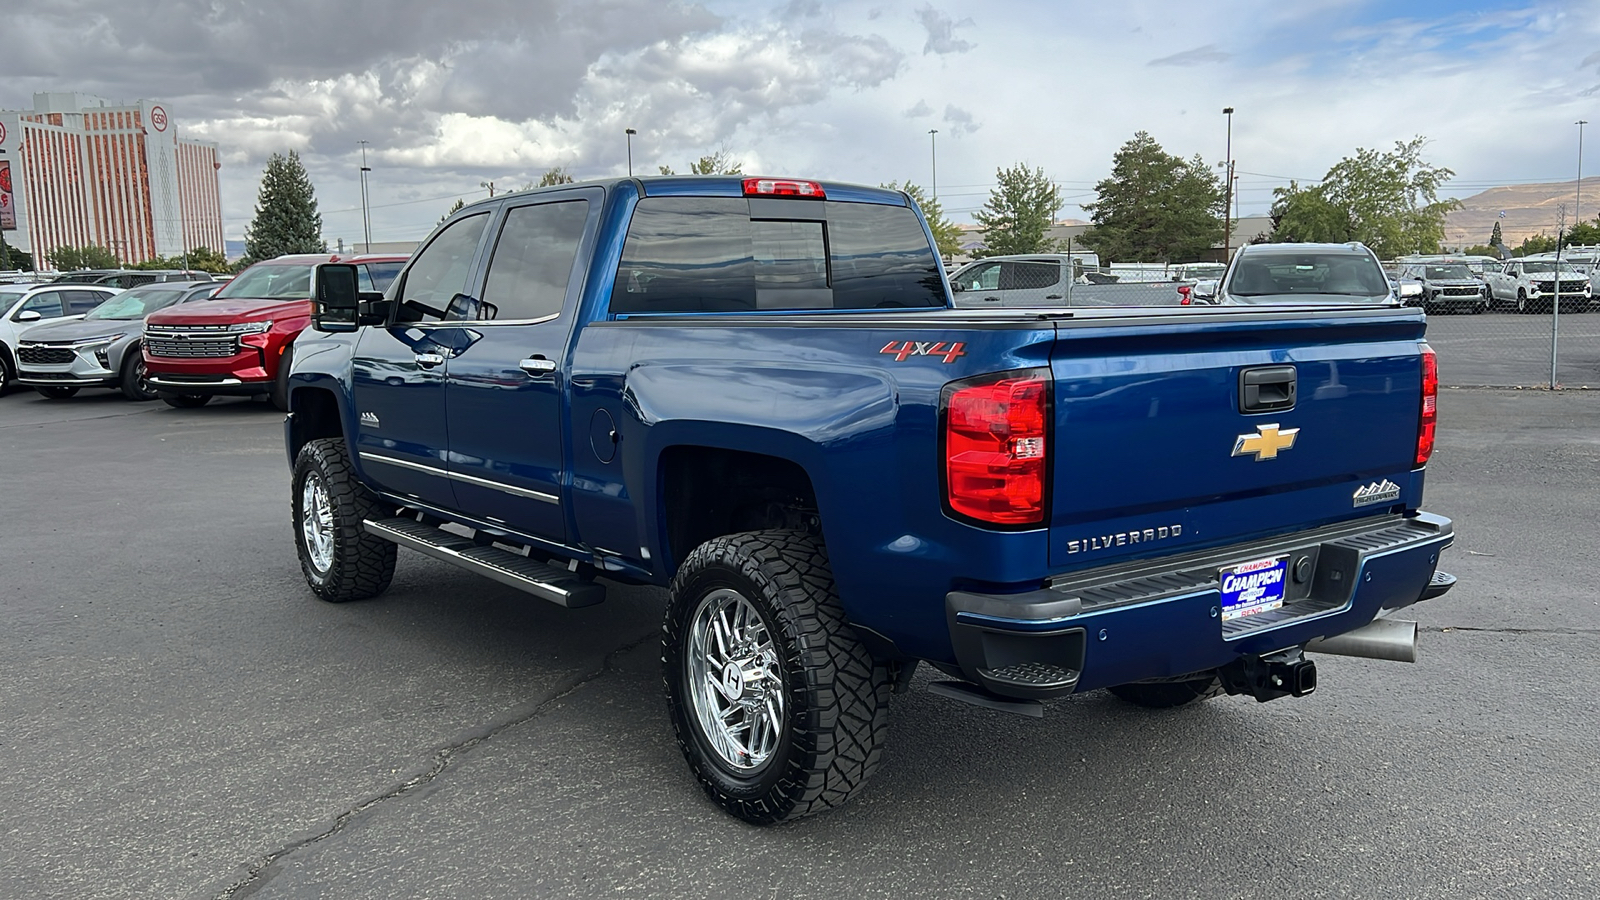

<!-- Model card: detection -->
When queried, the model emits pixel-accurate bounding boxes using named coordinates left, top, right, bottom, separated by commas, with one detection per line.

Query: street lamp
left=358, top=140, right=372, bottom=251
left=1577, top=120, right=1588, bottom=225
left=929, top=129, right=938, bottom=201
left=625, top=128, right=637, bottom=177
left=1222, top=107, right=1234, bottom=262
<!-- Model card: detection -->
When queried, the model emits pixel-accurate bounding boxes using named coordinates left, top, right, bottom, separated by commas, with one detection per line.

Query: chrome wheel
left=686, top=588, right=785, bottom=773
left=299, top=472, right=335, bottom=574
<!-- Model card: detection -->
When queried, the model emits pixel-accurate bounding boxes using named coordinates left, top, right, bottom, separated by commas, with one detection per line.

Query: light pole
left=929, top=129, right=939, bottom=201
left=1222, top=107, right=1234, bottom=263
left=1577, top=120, right=1588, bottom=226
left=625, top=128, right=637, bottom=177
left=358, top=140, right=372, bottom=251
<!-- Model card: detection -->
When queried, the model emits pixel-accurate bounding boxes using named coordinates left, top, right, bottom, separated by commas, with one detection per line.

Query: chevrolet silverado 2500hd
left=284, top=176, right=1456, bottom=824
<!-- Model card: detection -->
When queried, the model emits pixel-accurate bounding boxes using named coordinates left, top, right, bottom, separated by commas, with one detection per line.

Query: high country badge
left=1353, top=478, right=1402, bottom=507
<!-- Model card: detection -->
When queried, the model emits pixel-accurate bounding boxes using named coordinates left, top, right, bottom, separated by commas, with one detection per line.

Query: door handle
left=519, top=357, right=558, bottom=377
left=414, top=352, right=445, bottom=368
left=1045, top=294, right=1063, bottom=300
left=982, top=296, right=1000, bottom=302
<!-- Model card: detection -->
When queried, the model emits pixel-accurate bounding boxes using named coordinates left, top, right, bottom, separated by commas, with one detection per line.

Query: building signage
left=150, top=106, right=168, bottom=132
left=0, top=160, right=16, bottom=231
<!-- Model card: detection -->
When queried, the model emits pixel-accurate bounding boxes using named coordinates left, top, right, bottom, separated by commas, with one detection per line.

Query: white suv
left=0, top=283, right=120, bottom=388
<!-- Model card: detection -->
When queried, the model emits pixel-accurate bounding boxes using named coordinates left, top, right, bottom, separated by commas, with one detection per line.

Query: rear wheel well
left=288, top=387, right=343, bottom=460
left=660, top=446, right=819, bottom=574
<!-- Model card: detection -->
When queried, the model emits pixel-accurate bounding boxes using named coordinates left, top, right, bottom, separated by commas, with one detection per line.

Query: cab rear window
left=610, top=197, right=945, bottom=314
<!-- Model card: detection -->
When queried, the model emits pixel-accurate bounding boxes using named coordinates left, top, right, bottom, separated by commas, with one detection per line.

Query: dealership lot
left=2, top=368, right=1598, bottom=899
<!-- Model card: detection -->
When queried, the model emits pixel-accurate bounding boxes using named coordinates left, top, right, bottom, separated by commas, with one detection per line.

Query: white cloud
left=915, top=5, right=975, bottom=55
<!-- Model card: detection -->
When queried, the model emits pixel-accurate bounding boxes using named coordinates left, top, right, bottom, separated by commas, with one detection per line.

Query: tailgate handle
left=1240, top=365, right=1297, bottom=413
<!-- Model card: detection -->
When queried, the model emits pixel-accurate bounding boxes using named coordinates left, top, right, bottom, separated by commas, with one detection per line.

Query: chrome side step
left=363, top=517, right=605, bottom=609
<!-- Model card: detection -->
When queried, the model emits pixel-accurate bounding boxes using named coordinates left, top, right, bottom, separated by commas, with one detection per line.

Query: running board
left=363, top=517, right=605, bottom=608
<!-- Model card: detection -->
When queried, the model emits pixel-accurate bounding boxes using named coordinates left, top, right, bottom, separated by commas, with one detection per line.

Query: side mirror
left=15, top=309, right=42, bottom=322
left=1192, top=279, right=1218, bottom=300
left=950, top=282, right=966, bottom=293
left=312, top=264, right=361, bottom=333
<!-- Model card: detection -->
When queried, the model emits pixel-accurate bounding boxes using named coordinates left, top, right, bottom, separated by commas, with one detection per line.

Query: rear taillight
left=943, top=369, right=1050, bottom=526
left=1416, top=343, right=1437, bottom=466
left=1177, top=285, right=1193, bottom=305
left=742, top=177, right=825, bottom=198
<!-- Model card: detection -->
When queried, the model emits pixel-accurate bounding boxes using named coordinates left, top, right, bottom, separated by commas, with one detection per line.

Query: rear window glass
left=610, top=197, right=945, bottom=314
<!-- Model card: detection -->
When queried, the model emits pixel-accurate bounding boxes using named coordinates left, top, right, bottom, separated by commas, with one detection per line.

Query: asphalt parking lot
left=3, top=353, right=1598, bottom=898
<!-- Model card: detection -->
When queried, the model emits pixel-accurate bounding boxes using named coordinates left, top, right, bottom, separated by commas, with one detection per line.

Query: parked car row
left=0, top=254, right=407, bottom=406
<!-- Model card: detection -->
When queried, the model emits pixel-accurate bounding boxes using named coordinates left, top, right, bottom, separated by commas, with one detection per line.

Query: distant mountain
left=1445, top=178, right=1600, bottom=248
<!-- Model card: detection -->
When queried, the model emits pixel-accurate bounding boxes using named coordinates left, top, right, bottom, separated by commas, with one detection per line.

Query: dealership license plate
left=1219, top=556, right=1289, bottom=622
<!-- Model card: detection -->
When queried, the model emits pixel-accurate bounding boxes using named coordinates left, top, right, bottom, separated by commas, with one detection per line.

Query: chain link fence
left=1420, top=306, right=1600, bottom=389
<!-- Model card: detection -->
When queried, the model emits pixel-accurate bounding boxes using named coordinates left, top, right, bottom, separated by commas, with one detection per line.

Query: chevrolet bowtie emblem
left=1232, top=423, right=1299, bottom=461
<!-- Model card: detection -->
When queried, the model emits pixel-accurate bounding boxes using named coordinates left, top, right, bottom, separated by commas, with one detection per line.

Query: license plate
left=1219, top=556, right=1288, bottom=622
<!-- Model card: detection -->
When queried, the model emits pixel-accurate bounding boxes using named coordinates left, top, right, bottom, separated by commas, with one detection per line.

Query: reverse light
left=942, top=369, right=1050, bottom=526
left=742, top=177, right=825, bottom=199
left=1416, top=343, right=1437, bottom=467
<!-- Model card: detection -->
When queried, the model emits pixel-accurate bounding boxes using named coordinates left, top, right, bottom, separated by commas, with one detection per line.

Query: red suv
left=143, top=253, right=407, bottom=409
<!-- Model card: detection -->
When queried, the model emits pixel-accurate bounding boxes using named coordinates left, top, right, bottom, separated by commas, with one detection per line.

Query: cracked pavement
left=1, top=384, right=1596, bottom=899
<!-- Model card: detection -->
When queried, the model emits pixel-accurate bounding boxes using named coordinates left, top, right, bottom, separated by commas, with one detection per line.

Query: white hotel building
left=0, top=92, right=224, bottom=265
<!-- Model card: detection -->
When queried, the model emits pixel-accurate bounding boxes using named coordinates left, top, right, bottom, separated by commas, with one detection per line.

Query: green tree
left=1512, top=234, right=1558, bottom=257
left=1460, top=244, right=1504, bottom=258
left=1078, top=132, right=1224, bottom=263
left=242, top=151, right=326, bottom=265
left=129, top=246, right=233, bottom=274
left=1269, top=137, right=1457, bottom=257
left=973, top=163, right=1064, bottom=257
left=47, top=244, right=119, bottom=270
left=1489, top=220, right=1504, bottom=247
left=537, top=167, right=576, bottom=187
left=883, top=181, right=961, bottom=258
left=658, top=149, right=743, bottom=176
left=439, top=198, right=465, bottom=224
left=1560, top=219, right=1600, bottom=247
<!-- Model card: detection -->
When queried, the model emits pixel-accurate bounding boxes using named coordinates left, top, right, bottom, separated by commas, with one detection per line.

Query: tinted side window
left=610, top=198, right=944, bottom=313
left=360, top=261, right=405, bottom=293
left=481, top=200, right=590, bottom=320
left=954, top=262, right=1000, bottom=291
left=65, top=290, right=109, bottom=314
left=1002, top=262, right=1059, bottom=291
left=18, top=291, right=66, bottom=319
left=395, top=212, right=490, bottom=324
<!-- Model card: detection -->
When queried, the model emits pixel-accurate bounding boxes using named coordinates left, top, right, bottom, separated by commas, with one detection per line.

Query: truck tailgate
left=1048, top=309, right=1427, bottom=568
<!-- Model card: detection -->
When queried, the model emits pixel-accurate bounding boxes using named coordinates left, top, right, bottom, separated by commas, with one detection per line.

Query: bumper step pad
left=363, top=517, right=605, bottom=608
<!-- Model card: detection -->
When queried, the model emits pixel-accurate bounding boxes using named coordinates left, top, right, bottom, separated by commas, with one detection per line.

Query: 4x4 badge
left=1232, top=423, right=1298, bottom=461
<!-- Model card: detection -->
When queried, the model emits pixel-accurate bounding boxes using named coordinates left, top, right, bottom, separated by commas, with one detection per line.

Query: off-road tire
left=1516, top=290, right=1529, bottom=314
left=292, top=437, right=396, bottom=602
left=1108, top=675, right=1225, bottom=709
left=270, top=344, right=293, bottom=411
left=119, top=348, right=157, bottom=401
left=0, top=350, right=13, bottom=388
left=36, top=386, right=80, bottom=399
left=160, top=393, right=212, bottom=408
left=664, top=530, right=891, bottom=825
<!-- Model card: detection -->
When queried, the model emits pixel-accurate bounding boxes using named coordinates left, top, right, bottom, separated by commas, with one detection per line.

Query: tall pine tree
left=243, top=151, right=325, bottom=264
left=974, top=164, right=1064, bottom=257
left=1489, top=220, right=1503, bottom=247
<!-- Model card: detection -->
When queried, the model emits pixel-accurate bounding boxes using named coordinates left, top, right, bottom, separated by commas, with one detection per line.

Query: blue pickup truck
left=284, top=176, right=1455, bottom=824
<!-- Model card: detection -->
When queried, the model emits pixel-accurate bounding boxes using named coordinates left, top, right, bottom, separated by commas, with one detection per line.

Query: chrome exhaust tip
left=1305, top=618, right=1418, bottom=663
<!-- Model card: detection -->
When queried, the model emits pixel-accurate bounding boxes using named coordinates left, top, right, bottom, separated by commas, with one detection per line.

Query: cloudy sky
left=7, top=0, right=1600, bottom=246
